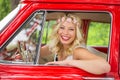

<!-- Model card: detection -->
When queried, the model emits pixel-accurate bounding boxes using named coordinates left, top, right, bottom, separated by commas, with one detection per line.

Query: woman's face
left=58, top=19, right=76, bottom=46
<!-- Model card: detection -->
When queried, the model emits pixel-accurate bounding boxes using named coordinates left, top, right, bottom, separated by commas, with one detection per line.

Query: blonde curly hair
left=47, top=13, right=85, bottom=57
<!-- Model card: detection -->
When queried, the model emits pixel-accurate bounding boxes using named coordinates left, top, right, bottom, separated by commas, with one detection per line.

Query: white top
left=53, top=44, right=86, bottom=62
left=64, top=55, right=73, bottom=60
left=53, top=45, right=107, bottom=62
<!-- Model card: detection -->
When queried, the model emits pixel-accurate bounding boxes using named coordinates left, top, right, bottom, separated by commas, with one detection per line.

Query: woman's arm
left=71, top=47, right=110, bottom=74
left=45, top=48, right=111, bottom=75
left=67, top=59, right=110, bottom=74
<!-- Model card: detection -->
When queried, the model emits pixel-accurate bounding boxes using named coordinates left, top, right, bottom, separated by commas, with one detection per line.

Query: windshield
left=0, top=4, right=25, bottom=32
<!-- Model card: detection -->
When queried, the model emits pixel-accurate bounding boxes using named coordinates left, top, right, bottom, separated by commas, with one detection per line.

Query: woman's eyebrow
left=61, top=24, right=65, bottom=27
left=69, top=26, right=75, bottom=29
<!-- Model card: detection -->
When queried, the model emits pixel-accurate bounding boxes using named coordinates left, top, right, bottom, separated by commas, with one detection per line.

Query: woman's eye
left=69, top=28, right=74, bottom=31
left=60, top=26, right=64, bottom=29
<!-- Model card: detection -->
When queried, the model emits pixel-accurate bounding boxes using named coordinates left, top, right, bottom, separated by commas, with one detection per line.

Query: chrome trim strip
left=83, top=77, right=114, bottom=80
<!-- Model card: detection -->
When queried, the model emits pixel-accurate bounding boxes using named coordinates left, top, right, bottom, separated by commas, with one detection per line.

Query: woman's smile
left=61, top=35, right=70, bottom=41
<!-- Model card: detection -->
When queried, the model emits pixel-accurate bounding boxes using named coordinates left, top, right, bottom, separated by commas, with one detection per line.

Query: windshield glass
left=0, top=4, right=24, bottom=32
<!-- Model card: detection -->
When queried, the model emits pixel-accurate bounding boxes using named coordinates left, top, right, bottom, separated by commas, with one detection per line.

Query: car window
left=39, top=11, right=111, bottom=64
left=0, top=11, right=45, bottom=64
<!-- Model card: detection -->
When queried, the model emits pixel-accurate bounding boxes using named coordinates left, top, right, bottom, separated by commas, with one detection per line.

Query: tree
left=0, top=0, right=11, bottom=20
left=0, top=0, right=20, bottom=20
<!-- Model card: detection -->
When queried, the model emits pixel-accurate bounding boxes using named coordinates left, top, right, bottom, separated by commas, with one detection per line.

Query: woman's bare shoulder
left=73, top=47, right=103, bottom=60
left=73, top=47, right=87, bottom=53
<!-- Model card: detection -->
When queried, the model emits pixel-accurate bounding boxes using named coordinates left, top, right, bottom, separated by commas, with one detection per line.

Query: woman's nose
left=63, top=29, right=68, bottom=34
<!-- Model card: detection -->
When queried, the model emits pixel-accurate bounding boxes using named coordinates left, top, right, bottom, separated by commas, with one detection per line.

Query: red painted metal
left=0, top=0, right=120, bottom=79
left=22, top=0, right=120, bottom=5
left=0, top=64, right=105, bottom=80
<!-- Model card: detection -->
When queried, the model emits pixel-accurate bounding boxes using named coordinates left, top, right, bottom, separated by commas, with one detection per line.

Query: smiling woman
left=40, top=13, right=111, bottom=75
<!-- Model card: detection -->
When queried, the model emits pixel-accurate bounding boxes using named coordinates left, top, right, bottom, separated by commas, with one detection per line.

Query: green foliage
left=0, top=0, right=11, bottom=20
left=87, top=22, right=110, bottom=46
left=42, top=21, right=56, bottom=44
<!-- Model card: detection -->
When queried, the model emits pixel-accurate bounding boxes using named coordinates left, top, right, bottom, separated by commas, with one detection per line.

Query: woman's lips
left=61, top=36, right=70, bottom=41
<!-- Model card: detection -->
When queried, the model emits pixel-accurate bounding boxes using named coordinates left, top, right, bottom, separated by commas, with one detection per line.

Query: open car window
left=39, top=11, right=111, bottom=64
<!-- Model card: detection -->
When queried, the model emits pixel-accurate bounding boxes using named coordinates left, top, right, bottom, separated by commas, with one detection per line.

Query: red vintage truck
left=0, top=0, right=120, bottom=80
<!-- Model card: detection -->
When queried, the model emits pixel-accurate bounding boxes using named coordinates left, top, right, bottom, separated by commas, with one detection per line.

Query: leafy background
left=87, top=22, right=110, bottom=46
left=0, top=0, right=20, bottom=20
left=0, top=0, right=11, bottom=20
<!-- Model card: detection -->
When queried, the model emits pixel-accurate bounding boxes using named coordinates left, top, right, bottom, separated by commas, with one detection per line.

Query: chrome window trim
left=83, top=77, right=114, bottom=80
